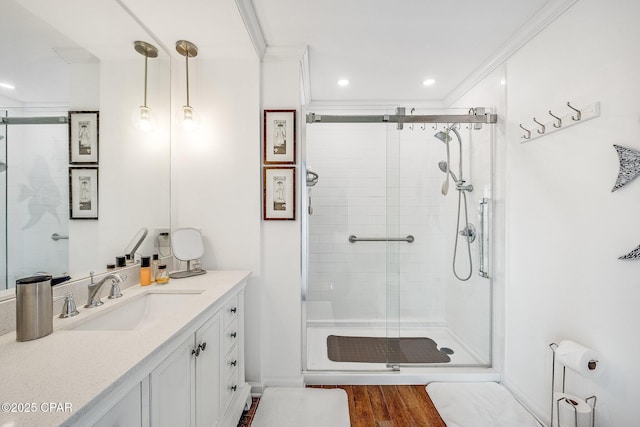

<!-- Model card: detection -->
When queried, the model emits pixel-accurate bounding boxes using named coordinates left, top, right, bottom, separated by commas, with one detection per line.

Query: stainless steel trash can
left=16, top=275, right=53, bottom=341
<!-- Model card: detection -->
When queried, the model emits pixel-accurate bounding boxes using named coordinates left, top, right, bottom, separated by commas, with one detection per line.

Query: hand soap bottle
left=140, top=256, right=151, bottom=286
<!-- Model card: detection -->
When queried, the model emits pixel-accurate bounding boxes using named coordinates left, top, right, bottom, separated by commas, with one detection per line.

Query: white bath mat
left=427, top=382, right=542, bottom=427
left=251, top=387, right=350, bottom=427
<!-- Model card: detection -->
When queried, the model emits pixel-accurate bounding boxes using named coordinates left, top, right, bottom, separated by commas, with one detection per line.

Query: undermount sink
left=70, top=290, right=204, bottom=331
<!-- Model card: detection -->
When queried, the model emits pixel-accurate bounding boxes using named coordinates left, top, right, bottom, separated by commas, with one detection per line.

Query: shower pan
left=303, top=107, right=495, bottom=381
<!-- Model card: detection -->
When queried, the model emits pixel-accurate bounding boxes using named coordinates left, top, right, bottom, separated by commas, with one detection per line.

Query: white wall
left=259, top=52, right=304, bottom=386
left=170, top=56, right=262, bottom=386
left=497, top=0, right=640, bottom=425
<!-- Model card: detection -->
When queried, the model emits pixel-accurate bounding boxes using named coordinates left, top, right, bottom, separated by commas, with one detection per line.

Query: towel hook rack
left=520, top=101, right=599, bottom=143
left=533, top=117, right=546, bottom=134
left=567, top=101, right=581, bottom=121
left=409, top=108, right=415, bottom=130
left=548, top=110, right=562, bottom=128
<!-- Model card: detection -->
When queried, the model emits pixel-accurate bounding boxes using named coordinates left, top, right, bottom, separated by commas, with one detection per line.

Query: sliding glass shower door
left=304, top=107, right=493, bottom=371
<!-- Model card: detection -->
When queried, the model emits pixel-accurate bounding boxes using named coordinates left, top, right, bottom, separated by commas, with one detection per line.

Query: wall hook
left=409, top=108, right=415, bottom=130
left=548, top=110, right=562, bottom=128
left=519, top=123, right=531, bottom=140
left=567, top=101, right=581, bottom=121
left=466, top=109, right=475, bottom=129
left=533, top=117, right=546, bottom=134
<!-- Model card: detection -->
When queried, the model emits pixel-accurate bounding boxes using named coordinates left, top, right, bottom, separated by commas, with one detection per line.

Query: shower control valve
left=459, top=224, right=476, bottom=243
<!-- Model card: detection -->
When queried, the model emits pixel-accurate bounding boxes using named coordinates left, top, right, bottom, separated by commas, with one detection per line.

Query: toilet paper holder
left=549, top=342, right=597, bottom=427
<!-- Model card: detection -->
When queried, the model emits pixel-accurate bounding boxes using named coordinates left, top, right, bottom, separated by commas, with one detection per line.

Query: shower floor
left=306, top=326, right=487, bottom=371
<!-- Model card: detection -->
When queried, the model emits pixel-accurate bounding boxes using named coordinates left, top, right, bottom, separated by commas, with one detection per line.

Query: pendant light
left=134, top=41, right=158, bottom=131
left=175, top=40, right=199, bottom=130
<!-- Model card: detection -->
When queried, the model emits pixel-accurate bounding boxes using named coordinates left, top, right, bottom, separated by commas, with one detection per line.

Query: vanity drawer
left=223, top=295, right=238, bottom=328
left=224, top=344, right=239, bottom=383
left=222, top=369, right=240, bottom=414
left=223, top=317, right=239, bottom=355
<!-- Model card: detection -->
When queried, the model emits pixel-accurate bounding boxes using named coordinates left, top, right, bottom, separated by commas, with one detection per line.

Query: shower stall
left=302, top=107, right=495, bottom=377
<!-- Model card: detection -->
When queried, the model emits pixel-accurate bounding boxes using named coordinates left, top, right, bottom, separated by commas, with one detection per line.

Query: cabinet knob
left=192, top=342, right=207, bottom=357
left=230, top=307, right=237, bottom=314
left=230, top=332, right=237, bottom=339
left=230, top=385, right=237, bottom=392
left=230, top=360, right=237, bottom=367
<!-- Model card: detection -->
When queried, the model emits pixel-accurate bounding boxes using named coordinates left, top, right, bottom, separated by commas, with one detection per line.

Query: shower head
left=434, top=131, right=451, bottom=143
left=438, top=160, right=459, bottom=183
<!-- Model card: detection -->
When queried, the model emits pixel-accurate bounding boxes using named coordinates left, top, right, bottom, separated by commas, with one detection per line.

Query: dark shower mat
left=327, top=335, right=451, bottom=364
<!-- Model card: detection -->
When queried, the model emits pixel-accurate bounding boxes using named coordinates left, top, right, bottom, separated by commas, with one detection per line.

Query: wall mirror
left=0, top=0, right=171, bottom=296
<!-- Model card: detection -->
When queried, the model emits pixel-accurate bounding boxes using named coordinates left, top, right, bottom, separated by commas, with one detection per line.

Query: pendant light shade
left=134, top=41, right=158, bottom=131
left=176, top=40, right=199, bottom=130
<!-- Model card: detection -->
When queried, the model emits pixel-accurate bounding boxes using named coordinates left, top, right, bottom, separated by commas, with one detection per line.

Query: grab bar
left=51, top=233, right=68, bottom=241
left=478, top=198, right=489, bottom=278
left=348, top=235, right=414, bottom=243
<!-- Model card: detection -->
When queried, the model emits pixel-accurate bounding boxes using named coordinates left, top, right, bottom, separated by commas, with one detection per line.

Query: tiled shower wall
left=306, top=117, right=470, bottom=326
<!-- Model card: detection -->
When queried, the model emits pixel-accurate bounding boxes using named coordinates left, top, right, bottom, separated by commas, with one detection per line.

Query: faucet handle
left=108, top=280, right=123, bottom=299
left=59, top=292, right=80, bottom=318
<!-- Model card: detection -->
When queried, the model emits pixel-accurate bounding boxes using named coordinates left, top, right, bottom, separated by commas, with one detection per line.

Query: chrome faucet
left=85, top=273, right=126, bottom=308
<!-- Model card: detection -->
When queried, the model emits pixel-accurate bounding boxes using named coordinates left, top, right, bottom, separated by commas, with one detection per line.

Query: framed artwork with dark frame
left=69, top=111, right=99, bottom=164
left=263, top=167, right=296, bottom=220
left=263, top=110, right=296, bottom=164
left=69, top=167, right=98, bottom=219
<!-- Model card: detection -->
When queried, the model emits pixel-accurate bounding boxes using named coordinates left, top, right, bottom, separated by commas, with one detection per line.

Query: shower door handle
left=478, top=198, right=489, bottom=279
left=348, top=235, right=414, bottom=243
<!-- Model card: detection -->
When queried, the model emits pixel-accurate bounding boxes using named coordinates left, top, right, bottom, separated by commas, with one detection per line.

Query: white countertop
left=0, top=270, right=251, bottom=427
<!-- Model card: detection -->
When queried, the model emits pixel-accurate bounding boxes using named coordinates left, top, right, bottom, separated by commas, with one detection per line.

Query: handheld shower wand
left=434, top=130, right=452, bottom=195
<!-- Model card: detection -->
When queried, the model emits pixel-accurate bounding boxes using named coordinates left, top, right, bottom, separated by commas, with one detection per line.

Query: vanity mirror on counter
left=0, top=0, right=171, bottom=297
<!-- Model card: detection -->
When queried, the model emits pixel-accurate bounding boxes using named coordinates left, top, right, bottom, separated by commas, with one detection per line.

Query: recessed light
left=337, top=79, right=349, bottom=87
left=0, top=82, right=15, bottom=90
left=422, top=79, right=435, bottom=86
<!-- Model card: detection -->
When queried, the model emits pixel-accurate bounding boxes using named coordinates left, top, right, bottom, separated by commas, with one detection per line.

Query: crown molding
left=299, top=47, right=311, bottom=105
left=235, top=0, right=266, bottom=60
left=443, top=0, right=579, bottom=106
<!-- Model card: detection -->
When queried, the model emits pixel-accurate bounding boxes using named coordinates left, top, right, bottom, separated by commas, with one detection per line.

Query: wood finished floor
left=237, top=385, right=446, bottom=427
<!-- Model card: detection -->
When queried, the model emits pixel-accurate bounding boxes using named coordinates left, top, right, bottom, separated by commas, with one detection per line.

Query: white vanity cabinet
left=92, top=381, right=147, bottom=427
left=84, top=276, right=249, bottom=427
left=0, top=271, right=251, bottom=427
left=150, top=292, right=248, bottom=427
left=150, top=312, right=222, bottom=426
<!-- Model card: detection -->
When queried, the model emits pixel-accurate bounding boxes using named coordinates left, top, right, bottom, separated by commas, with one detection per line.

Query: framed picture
left=264, top=110, right=296, bottom=164
left=69, top=167, right=98, bottom=219
left=263, top=167, right=296, bottom=220
left=69, top=111, right=99, bottom=164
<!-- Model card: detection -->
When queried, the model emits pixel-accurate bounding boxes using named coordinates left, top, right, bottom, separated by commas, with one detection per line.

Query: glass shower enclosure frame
left=303, top=106, right=495, bottom=373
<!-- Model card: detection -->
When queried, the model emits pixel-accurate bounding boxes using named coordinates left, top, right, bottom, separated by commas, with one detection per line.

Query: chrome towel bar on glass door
left=348, top=235, right=414, bottom=243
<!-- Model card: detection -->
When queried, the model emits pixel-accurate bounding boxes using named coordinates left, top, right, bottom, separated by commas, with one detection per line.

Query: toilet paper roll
left=555, top=340, right=599, bottom=377
left=554, top=392, right=593, bottom=427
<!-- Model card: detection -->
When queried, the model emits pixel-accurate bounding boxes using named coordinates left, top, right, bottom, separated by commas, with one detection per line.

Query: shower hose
left=453, top=188, right=473, bottom=281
